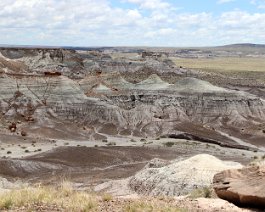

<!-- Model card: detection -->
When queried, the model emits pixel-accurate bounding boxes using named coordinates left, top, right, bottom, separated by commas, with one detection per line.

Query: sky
left=1, top=0, right=265, bottom=47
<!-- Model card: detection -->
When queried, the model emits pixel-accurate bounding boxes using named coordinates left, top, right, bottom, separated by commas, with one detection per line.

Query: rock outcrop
left=129, top=154, right=242, bottom=196
left=0, top=48, right=265, bottom=147
left=213, top=164, right=265, bottom=208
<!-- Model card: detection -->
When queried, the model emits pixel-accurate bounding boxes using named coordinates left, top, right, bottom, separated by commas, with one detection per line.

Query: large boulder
left=213, top=165, right=265, bottom=208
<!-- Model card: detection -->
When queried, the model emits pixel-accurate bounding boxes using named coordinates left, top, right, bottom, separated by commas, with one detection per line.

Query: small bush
left=102, top=139, right=108, bottom=143
left=106, top=142, right=116, bottom=146
left=7, top=151, right=12, bottom=154
left=189, top=187, right=212, bottom=199
left=163, top=142, right=175, bottom=147
left=1, top=199, right=12, bottom=209
left=25, top=150, right=30, bottom=153
left=102, top=193, right=113, bottom=202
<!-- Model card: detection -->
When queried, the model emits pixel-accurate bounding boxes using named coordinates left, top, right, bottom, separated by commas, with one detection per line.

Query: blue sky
left=113, top=0, right=255, bottom=14
left=0, top=0, right=265, bottom=46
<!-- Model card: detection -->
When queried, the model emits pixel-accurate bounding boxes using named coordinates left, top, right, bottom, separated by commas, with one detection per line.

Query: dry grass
left=102, top=193, right=113, bottom=202
left=172, top=57, right=265, bottom=73
left=0, top=182, right=188, bottom=211
left=189, top=187, right=212, bottom=199
left=0, top=181, right=98, bottom=211
left=124, top=200, right=187, bottom=212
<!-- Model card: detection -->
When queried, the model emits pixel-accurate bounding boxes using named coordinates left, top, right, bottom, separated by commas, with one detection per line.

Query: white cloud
left=250, top=0, right=265, bottom=9
left=0, top=0, right=264, bottom=46
left=124, top=0, right=170, bottom=10
left=217, top=0, right=235, bottom=4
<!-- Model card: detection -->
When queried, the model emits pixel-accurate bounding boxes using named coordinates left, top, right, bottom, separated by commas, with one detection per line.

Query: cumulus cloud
left=124, top=0, right=171, bottom=10
left=217, top=0, right=235, bottom=4
left=250, top=0, right=265, bottom=9
left=0, top=0, right=264, bottom=46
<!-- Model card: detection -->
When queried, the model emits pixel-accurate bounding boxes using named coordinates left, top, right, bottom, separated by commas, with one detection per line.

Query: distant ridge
left=0, top=44, right=116, bottom=51
left=1, top=43, right=265, bottom=51
left=221, top=43, right=265, bottom=48
left=0, top=44, right=61, bottom=49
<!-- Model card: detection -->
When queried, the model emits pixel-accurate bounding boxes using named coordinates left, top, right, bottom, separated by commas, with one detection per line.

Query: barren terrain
left=0, top=44, right=265, bottom=211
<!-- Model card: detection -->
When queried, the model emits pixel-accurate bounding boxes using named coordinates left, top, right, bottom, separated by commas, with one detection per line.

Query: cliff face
left=0, top=48, right=264, bottom=148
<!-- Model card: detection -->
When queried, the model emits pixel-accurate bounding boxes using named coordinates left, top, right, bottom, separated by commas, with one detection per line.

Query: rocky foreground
left=214, top=162, right=265, bottom=208
left=1, top=154, right=264, bottom=211
left=0, top=182, right=251, bottom=212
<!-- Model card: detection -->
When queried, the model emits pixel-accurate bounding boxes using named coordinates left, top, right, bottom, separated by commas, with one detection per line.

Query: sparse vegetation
left=163, top=141, right=175, bottom=147
left=0, top=182, right=98, bottom=211
left=102, top=193, right=113, bottom=202
left=124, top=200, right=186, bottom=212
left=172, top=57, right=265, bottom=73
left=189, top=187, right=212, bottom=199
left=0, top=183, right=188, bottom=212
left=106, top=142, right=116, bottom=146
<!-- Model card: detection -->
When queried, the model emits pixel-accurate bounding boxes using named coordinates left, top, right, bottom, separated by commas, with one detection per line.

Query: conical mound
left=171, top=77, right=228, bottom=93
left=136, top=74, right=170, bottom=90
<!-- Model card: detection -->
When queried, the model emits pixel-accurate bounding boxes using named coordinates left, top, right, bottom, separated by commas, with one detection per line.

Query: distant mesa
left=219, top=43, right=265, bottom=49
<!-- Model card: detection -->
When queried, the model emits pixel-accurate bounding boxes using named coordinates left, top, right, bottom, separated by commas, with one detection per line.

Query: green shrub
left=163, top=142, right=175, bottom=147
left=106, top=142, right=116, bottom=146
left=189, top=187, right=212, bottom=199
